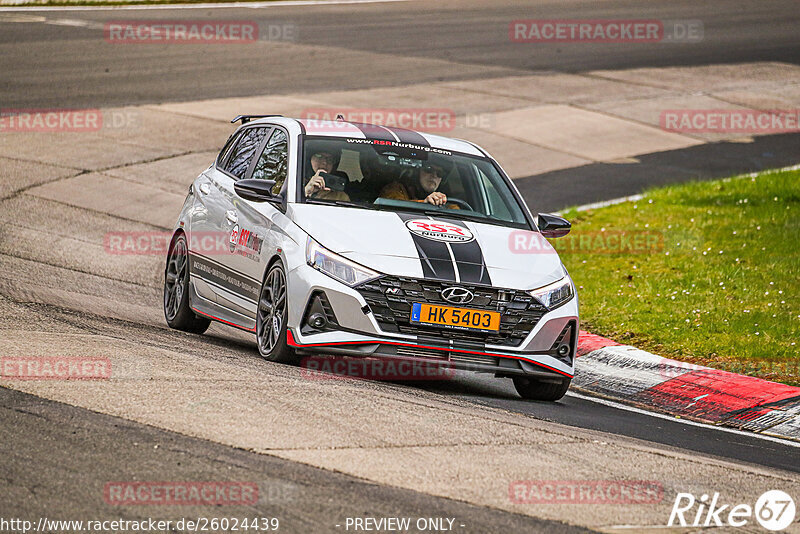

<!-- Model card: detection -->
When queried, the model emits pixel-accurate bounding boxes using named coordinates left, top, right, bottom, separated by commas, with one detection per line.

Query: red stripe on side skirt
left=191, top=307, right=256, bottom=333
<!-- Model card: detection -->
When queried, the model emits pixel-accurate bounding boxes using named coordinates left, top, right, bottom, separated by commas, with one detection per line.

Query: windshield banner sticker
left=345, top=138, right=452, bottom=156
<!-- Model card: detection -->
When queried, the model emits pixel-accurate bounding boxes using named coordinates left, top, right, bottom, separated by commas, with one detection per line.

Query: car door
left=192, top=125, right=271, bottom=319
left=186, top=130, right=242, bottom=305
left=229, top=127, right=290, bottom=293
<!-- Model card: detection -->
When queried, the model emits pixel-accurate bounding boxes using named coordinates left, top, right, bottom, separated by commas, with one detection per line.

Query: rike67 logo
left=669, top=490, right=796, bottom=531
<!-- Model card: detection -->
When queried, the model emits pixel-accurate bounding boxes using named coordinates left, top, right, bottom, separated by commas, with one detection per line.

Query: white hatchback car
left=164, top=115, right=578, bottom=400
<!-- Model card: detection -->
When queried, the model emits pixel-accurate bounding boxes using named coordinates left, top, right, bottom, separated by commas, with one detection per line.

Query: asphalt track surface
left=0, top=0, right=799, bottom=109
left=0, top=387, right=588, bottom=533
left=2, top=0, right=800, bottom=531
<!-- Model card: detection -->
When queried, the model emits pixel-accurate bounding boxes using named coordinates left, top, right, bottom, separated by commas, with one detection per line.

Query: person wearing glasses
left=378, top=157, right=457, bottom=208
left=304, top=150, right=350, bottom=201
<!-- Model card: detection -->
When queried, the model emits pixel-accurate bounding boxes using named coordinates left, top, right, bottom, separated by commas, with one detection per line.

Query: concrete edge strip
left=574, top=330, right=800, bottom=442
left=0, top=0, right=409, bottom=11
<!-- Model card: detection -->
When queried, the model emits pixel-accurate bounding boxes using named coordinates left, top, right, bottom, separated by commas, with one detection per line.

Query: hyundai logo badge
left=441, top=287, right=474, bottom=304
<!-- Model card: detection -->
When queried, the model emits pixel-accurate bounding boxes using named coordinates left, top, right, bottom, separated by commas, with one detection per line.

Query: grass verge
left=558, top=167, right=800, bottom=386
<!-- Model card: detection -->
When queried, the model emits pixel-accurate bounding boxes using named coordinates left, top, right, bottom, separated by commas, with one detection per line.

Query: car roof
left=245, top=116, right=487, bottom=158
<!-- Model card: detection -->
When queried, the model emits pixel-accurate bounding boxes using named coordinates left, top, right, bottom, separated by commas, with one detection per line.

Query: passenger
left=378, top=157, right=458, bottom=208
left=304, top=150, right=350, bottom=201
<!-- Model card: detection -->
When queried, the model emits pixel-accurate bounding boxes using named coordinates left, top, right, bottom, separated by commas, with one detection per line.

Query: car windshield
left=300, top=136, right=530, bottom=228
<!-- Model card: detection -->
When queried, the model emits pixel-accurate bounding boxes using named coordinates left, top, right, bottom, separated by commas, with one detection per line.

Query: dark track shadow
left=515, top=132, right=800, bottom=212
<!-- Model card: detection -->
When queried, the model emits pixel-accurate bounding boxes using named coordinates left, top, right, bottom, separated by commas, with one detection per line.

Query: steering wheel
left=443, top=197, right=474, bottom=211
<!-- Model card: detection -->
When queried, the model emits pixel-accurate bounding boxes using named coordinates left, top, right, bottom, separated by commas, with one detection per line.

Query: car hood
left=289, top=204, right=566, bottom=290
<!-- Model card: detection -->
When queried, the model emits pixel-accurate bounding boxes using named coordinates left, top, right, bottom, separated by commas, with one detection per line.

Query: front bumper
left=286, top=263, right=578, bottom=379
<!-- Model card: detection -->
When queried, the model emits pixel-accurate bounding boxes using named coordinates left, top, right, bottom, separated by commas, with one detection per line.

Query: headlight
left=306, top=238, right=381, bottom=287
left=529, top=277, right=574, bottom=310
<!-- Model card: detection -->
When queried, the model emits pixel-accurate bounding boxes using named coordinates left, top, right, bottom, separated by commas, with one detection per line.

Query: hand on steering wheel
left=424, top=192, right=448, bottom=206
left=440, top=197, right=473, bottom=211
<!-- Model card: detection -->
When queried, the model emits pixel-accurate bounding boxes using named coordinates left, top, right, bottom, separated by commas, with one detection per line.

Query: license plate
left=410, top=303, right=501, bottom=333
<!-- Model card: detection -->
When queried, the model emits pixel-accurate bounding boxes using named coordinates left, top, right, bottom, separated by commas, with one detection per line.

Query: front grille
left=395, top=346, right=448, bottom=360
left=450, top=353, right=499, bottom=366
left=356, top=276, right=547, bottom=347
left=396, top=346, right=498, bottom=368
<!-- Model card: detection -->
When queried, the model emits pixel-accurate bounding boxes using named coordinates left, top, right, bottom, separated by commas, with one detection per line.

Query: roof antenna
left=335, top=114, right=345, bottom=121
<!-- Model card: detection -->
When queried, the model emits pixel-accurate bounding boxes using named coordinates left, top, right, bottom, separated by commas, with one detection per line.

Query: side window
left=216, top=131, right=241, bottom=167
left=251, top=129, right=288, bottom=195
left=224, top=127, right=269, bottom=179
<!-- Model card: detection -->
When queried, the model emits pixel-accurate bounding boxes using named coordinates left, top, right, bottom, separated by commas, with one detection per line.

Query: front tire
left=513, top=376, right=571, bottom=401
left=256, top=261, right=297, bottom=363
left=164, top=233, right=211, bottom=334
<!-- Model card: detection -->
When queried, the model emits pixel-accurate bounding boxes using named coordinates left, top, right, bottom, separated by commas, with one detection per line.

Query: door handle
left=198, top=183, right=211, bottom=195
left=226, top=211, right=238, bottom=224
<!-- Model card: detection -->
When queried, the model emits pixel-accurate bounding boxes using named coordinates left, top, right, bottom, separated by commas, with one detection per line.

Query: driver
left=304, top=150, right=350, bottom=201
left=378, top=156, right=458, bottom=208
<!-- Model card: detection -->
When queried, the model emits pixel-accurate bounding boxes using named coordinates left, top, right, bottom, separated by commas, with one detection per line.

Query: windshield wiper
left=305, top=198, right=382, bottom=211
left=370, top=199, right=504, bottom=223
left=422, top=209, right=502, bottom=224
left=306, top=198, right=513, bottom=226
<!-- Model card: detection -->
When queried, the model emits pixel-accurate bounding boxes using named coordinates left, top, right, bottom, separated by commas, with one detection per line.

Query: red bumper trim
left=286, top=330, right=572, bottom=378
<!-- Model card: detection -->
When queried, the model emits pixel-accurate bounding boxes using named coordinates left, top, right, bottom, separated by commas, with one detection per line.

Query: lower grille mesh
left=395, top=346, right=448, bottom=360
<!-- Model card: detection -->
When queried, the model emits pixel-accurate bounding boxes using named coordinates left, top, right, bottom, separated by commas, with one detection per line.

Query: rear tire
left=163, top=233, right=211, bottom=334
left=256, top=261, right=298, bottom=364
left=513, top=376, right=571, bottom=401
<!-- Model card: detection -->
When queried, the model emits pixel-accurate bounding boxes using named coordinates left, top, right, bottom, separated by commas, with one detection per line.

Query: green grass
left=558, top=167, right=800, bottom=386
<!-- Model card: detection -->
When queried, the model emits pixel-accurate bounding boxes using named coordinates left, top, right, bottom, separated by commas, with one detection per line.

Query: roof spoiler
left=230, top=114, right=283, bottom=125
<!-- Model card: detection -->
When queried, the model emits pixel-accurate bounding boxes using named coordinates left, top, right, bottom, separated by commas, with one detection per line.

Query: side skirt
left=189, top=280, right=256, bottom=333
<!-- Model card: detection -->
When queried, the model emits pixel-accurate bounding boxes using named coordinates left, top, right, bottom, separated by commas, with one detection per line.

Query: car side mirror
left=234, top=179, right=278, bottom=203
left=537, top=213, right=571, bottom=238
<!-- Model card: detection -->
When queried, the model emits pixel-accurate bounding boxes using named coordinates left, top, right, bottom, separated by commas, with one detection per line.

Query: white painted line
left=566, top=390, right=800, bottom=448
left=0, top=0, right=409, bottom=12
left=45, top=17, right=88, bottom=25
left=557, top=194, right=643, bottom=215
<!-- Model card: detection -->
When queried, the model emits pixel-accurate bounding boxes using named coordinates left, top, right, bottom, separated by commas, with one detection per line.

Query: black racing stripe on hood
left=349, top=122, right=396, bottom=142
left=385, top=127, right=430, bottom=147
left=397, top=212, right=456, bottom=282
left=439, top=218, right=492, bottom=286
